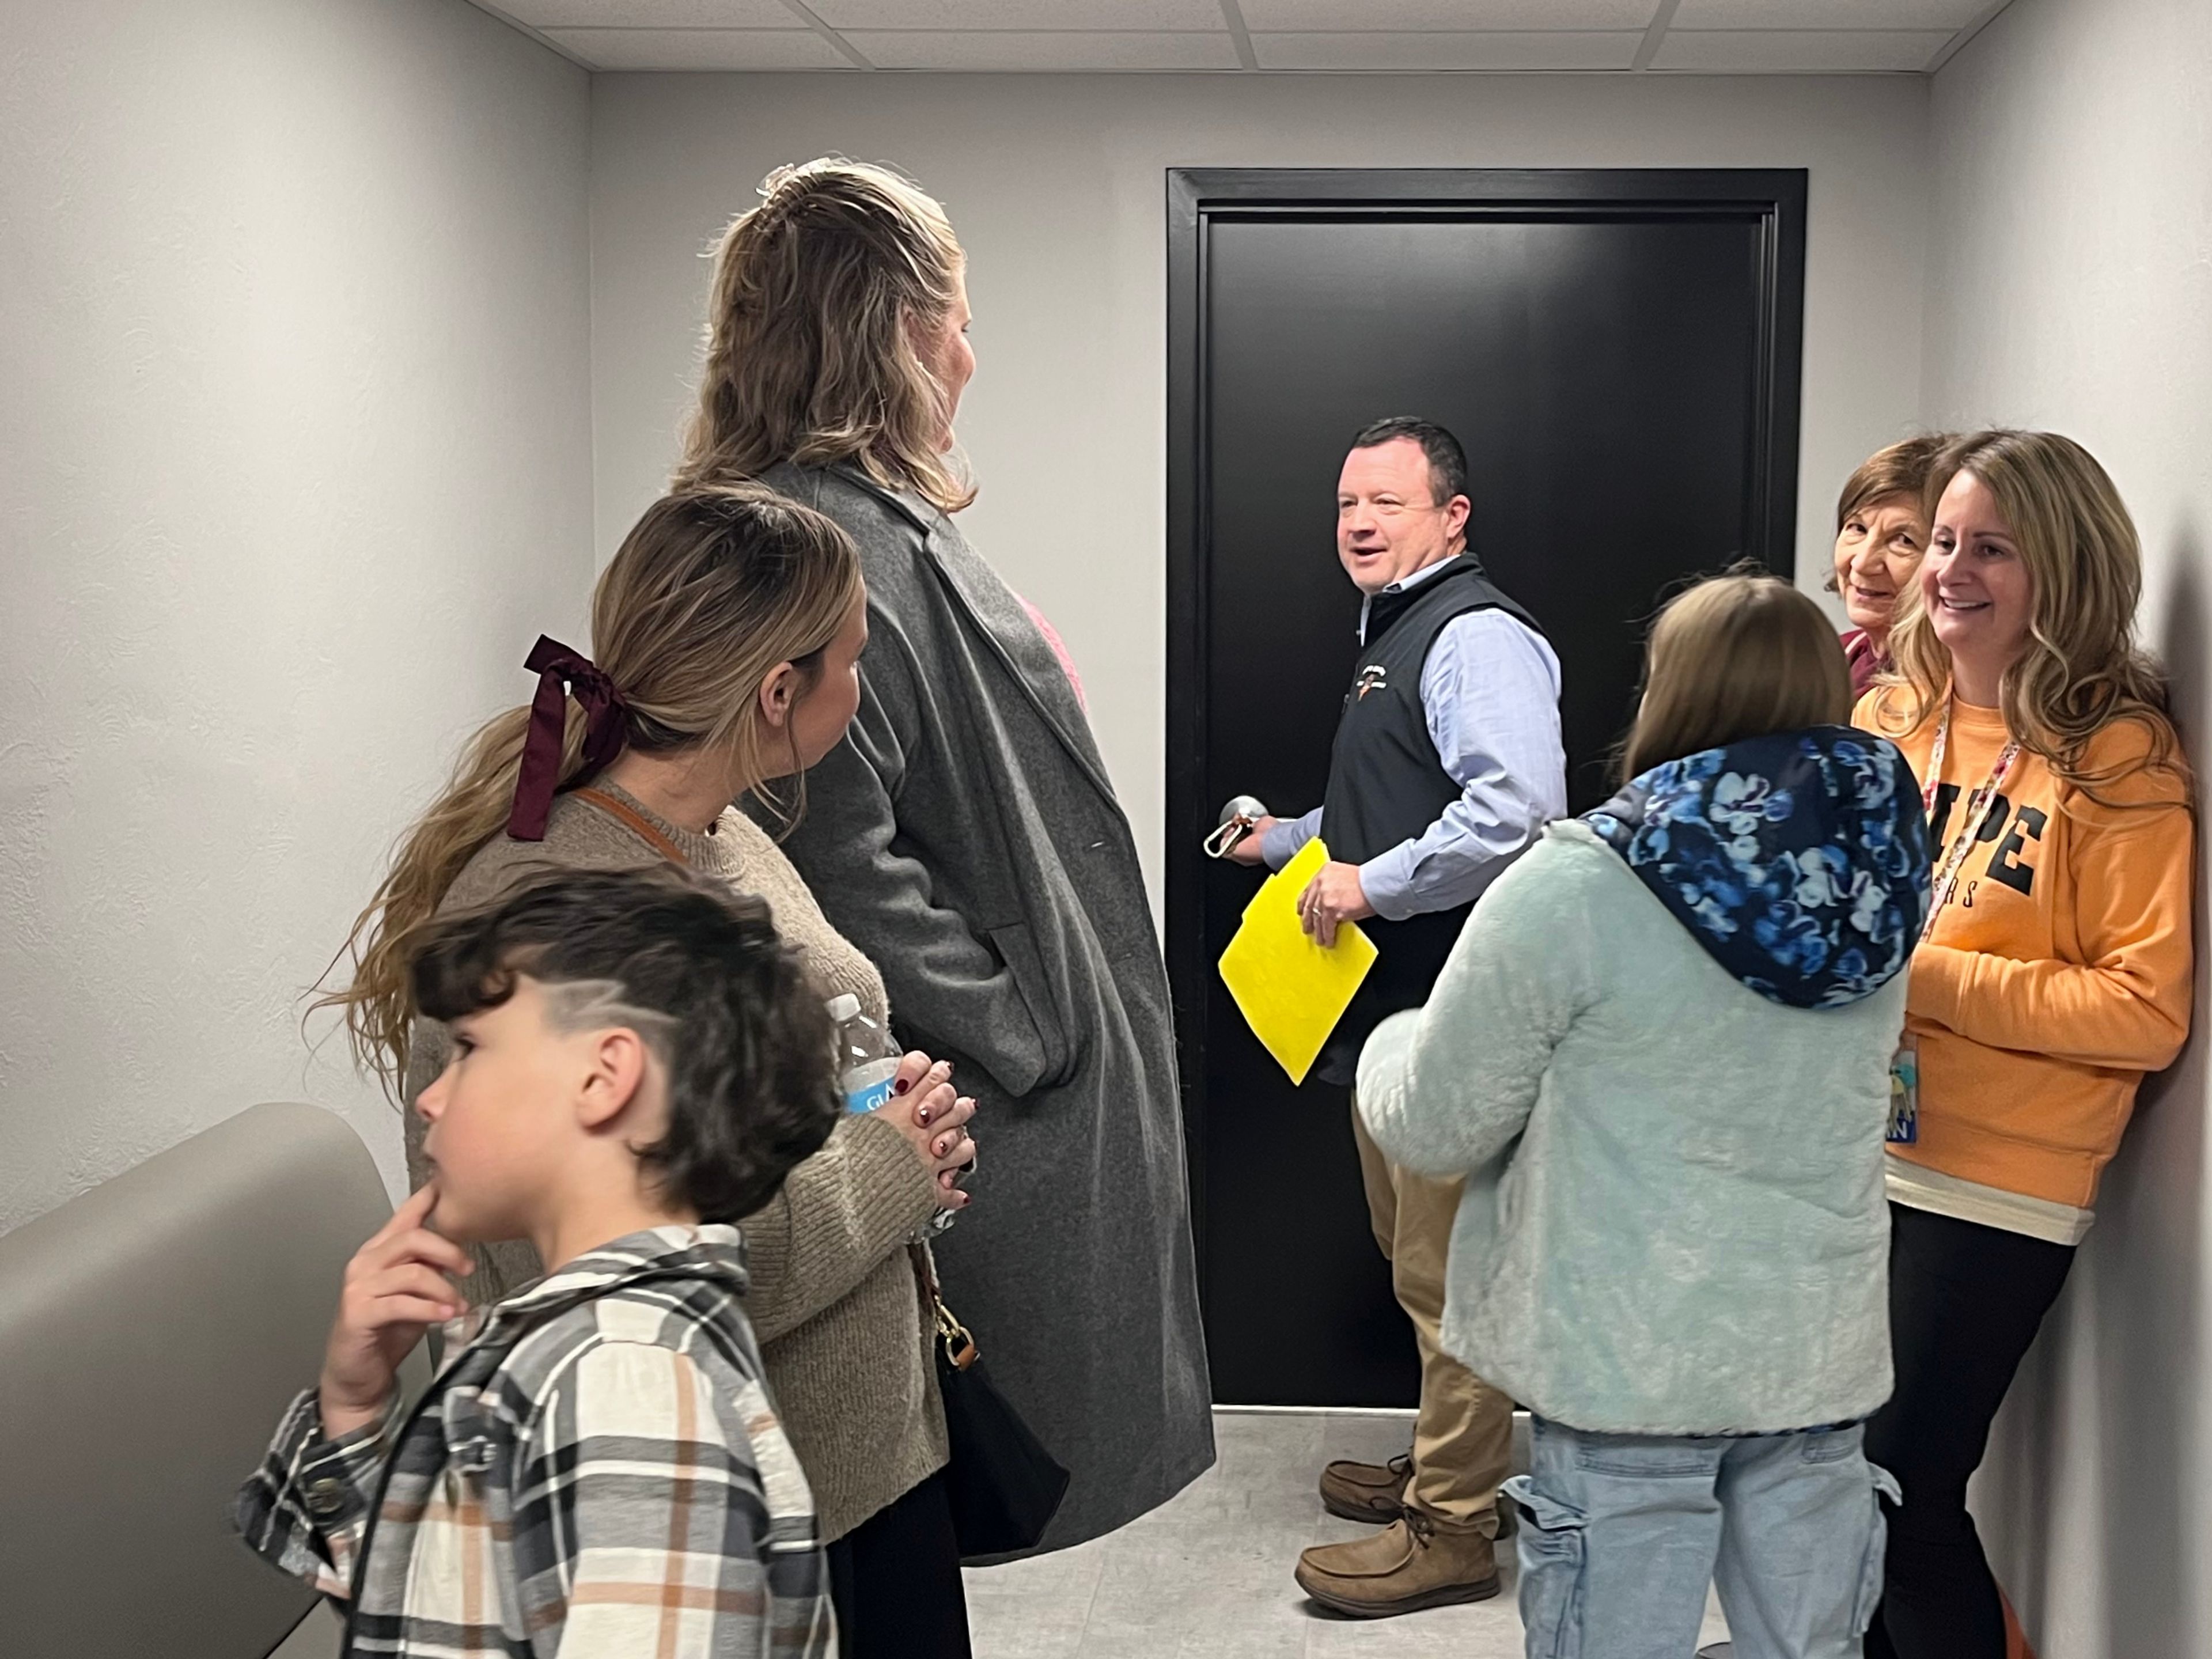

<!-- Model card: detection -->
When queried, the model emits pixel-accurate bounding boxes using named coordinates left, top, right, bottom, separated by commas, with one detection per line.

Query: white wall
left=588, top=71, right=1934, bottom=908
left=1925, top=1, right=2212, bottom=1653
left=0, top=0, right=593, bottom=1231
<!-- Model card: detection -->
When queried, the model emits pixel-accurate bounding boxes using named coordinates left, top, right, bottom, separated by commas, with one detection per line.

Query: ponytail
left=320, top=697, right=597, bottom=1088
left=315, top=484, right=863, bottom=1093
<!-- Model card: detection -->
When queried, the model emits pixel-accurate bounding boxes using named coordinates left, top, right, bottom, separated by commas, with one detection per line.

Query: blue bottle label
left=846, top=1075, right=896, bottom=1115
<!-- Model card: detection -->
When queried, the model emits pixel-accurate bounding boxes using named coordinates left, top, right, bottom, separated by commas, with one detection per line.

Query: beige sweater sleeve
left=737, top=1112, right=939, bottom=1343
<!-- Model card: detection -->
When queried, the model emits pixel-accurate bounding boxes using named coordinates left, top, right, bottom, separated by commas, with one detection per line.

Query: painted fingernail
left=916, top=1107, right=931, bottom=1124
left=893, top=1079, right=911, bottom=1095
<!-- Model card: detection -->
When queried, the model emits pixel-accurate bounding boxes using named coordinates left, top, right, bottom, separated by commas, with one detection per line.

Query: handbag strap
left=570, top=786, right=692, bottom=868
left=911, top=1242, right=978, bottom=1371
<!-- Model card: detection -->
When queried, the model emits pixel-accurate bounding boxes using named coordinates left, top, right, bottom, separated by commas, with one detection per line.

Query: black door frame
left=1164, top=166, right=1809, bottom=1293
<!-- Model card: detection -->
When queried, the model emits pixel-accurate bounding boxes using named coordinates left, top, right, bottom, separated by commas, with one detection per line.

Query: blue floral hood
left=1584, top=726, right=1931, bottom=1009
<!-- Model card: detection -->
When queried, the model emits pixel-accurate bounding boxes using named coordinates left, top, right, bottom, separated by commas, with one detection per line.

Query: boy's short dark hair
left=407, top=866, right=839, bottom=1221
left=1350, top=415, right=1469, bottom=507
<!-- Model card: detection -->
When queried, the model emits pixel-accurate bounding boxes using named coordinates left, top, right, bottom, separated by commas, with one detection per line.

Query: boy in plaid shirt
left=237, top=868, right=840, bottom=1656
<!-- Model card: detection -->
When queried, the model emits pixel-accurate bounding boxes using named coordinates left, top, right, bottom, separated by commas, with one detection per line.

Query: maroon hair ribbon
left=505, top=635, right=629, bottom=842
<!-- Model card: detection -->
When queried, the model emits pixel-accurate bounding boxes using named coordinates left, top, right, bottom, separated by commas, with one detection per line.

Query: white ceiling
left=482, top=0, right=2014, bottom=74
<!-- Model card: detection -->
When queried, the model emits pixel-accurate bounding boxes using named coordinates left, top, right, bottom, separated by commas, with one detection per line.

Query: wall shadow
left=1973, top=519, right=2209, bottom=1657
left=2088, top=523, right=2211, bottom=1657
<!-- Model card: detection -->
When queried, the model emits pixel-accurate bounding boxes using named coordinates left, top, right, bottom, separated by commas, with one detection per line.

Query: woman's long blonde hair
left=1866, top=429, right=2181, bottom=798
left=675, top=158, right=974, bottom=514
left=321, top=485, right=862, bottom=1090
left=1622, top=572, right=1852, bottom=782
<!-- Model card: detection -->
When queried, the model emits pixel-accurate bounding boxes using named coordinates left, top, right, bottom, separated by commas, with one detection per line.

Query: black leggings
left=1864, top=1203, right=2075, bottom=1659
left=826, top=1469, right=973, bottom=1658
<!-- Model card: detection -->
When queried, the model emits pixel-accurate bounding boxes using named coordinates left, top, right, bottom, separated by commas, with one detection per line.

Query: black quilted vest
left=1315, top=557, right=1543, bottom=1086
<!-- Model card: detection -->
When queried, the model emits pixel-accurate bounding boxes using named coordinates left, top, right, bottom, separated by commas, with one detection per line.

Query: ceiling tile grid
left=1650, top=28, right=1957, bottom=71
left=1240, top=0, right=1660, bottom=25
left=537, top=26, right=854, bottom=68
left=847, top=29, right=1244, bottom=69
left=1253, top=31, right=1645, bottom=71
left=812, top=0, right=1229, bottom=26
left=491, top=0, right=2012, bottom=75
left=503, top=0, right=803, bottom=24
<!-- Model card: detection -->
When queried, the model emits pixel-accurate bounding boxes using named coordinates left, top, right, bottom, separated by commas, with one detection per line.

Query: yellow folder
left=1217, top=837, right=1378, bottom=1086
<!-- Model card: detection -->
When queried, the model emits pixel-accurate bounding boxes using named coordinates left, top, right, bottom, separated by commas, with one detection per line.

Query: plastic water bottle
left=829, top=994, right=900, bottom=1115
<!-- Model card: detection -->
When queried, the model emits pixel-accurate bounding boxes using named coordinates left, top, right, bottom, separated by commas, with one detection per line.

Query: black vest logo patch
left=1355, top=665, right=1389, bottom=700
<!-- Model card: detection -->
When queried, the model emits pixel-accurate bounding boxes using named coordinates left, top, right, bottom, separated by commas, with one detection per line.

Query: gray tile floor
left=964, top=1409, right=1732, bottom=1657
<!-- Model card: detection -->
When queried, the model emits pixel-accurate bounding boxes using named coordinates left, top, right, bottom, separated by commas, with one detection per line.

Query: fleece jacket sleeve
left=1356, top=832, right=1598, bottom=1179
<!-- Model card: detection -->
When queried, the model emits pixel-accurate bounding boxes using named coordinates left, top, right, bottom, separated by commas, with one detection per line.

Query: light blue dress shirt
left=1257, top=555, right=1567, bottom=922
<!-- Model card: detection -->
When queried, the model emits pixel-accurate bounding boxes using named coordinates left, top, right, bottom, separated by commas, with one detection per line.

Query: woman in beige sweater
left=324, top=486, right=979, bottom=1656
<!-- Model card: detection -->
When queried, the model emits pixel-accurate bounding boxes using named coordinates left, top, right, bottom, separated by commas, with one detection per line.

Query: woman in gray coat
left=673, top=159, right=1214, bottom=1552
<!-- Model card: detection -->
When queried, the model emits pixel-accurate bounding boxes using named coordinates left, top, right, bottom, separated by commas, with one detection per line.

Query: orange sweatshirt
left=1855, top=690, right=2194, bottom=1221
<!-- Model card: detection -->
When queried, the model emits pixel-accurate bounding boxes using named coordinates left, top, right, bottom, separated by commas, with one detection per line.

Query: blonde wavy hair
left=1622, top=571, right=1852, bottom=782
left=320, top=485, right=862, bottom=1091
left=675, top=158, right=974, bottom=514
left=1864, top=429, right=2182, bottom=801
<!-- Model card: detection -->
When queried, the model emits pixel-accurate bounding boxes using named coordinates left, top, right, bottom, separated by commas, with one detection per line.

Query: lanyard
left=1921, top=700, right=2021, bottom=943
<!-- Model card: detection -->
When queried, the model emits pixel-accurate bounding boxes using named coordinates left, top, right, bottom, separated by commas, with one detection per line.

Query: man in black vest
left=1228, top=416, right=1565, bottom=1617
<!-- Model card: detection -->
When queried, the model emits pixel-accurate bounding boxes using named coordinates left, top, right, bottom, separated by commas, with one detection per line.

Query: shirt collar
left=453, top=1222, right=749, bottom=1343
left=1358, top=551, right=1465, bottom=645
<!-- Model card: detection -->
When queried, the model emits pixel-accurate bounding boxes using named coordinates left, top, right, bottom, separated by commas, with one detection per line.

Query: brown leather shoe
left=1317, top=1453, right=1412, bottom=1524
left=1294, top=1513, right=1502, bottom=1619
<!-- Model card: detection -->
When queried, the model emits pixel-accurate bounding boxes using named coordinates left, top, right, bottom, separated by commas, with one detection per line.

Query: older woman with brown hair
left=674, top=160, right=1214, bottom=1553
left=1830, top=434, right=1955, bottom=693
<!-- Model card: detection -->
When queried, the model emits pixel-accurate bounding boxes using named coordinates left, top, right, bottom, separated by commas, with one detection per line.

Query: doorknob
left=1203, top=794, right=1271, bottom=859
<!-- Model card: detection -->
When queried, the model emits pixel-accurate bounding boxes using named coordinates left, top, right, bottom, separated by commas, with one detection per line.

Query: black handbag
left=914, top=1246, right=1069, bottom=1560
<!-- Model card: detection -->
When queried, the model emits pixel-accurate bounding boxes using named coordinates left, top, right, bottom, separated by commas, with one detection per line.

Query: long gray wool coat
left=755, top=461, right=1215, bottom=1551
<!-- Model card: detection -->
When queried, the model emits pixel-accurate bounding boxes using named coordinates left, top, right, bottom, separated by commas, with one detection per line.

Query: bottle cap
left=825, top=993, right=861, bottom=1024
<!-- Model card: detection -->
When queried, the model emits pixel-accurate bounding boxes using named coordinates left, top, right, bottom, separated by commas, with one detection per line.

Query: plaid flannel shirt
left=234, top=1225, right=835, bottom=1657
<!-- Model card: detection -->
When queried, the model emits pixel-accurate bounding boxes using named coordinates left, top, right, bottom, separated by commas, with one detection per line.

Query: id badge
left=1887, top=1036, right=1919, bottom=1145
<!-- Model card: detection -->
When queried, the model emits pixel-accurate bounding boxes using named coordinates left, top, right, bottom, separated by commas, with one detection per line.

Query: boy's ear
left=576, top=1027, right=652, bottom=1132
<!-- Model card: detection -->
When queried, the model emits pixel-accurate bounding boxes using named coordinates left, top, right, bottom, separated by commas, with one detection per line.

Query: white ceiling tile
left=812, top=0, right=1223, bottom=26
left=1255, top=30, right=1642, bottom=68
left=540, top=26, right=857, bottom=67
left=1672, top=0, right=1986, bottom=26
left=845, top=29, right=1242, bottom=67
left=1243, top=0, right=1658, bottom=28
left=1649, top=28, right=1951, bottom=69
left=501, top=0, right=797, bottom=25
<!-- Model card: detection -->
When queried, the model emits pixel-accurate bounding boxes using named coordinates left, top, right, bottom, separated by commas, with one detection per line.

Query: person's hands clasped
left=1298, top=859, right=1376, bottom=947
left=317, top=1184, right=472, bottom=1442
left=878, top=1050, right=978, bottom=1210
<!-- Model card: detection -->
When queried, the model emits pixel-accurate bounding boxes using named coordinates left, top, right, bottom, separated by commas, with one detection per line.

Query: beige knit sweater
left=401, top=783, right=947, bottom=1541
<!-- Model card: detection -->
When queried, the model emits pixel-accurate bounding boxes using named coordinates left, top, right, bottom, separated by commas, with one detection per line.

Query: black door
left=1166, top=169, right=1807, bottom=1406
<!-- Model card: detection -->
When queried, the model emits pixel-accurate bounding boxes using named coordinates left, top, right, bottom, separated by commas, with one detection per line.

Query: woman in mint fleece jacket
left=1357, top=575, right=1931, bottom=1659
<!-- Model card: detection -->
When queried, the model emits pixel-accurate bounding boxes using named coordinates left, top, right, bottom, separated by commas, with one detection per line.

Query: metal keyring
left=1204, top=794, right=1271, bottom=859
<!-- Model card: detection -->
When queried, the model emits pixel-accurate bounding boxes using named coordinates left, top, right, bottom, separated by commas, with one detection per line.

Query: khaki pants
left=1351, top=1098, right=1515, bottom=1536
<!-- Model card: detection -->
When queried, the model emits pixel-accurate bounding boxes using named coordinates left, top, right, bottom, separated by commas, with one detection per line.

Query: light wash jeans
left=1504, top=1416, right=1899, bottom=1659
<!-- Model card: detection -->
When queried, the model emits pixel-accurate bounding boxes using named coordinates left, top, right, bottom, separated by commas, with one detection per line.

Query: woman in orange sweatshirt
left=1854, top=429, right=2194, bottom=1659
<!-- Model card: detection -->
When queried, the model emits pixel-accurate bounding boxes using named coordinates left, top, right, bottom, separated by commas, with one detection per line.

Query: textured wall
left=1926, top=1, right=2212, bottom=1653
left=587, top=71, right=1934, bottom=917
left=0, top=0, right=593, bottom=1230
